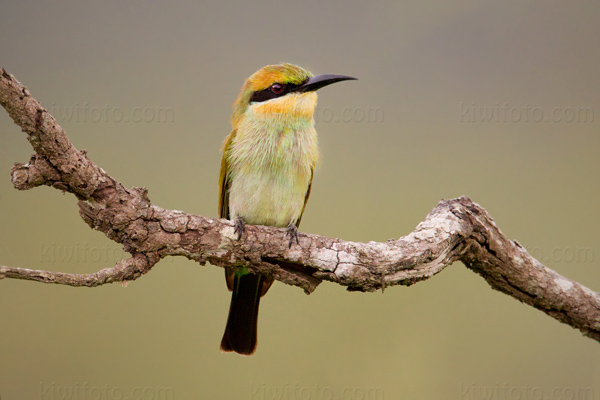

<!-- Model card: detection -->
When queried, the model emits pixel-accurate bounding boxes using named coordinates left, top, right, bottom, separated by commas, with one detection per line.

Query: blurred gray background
left=1, top=1, right=600, bottom=399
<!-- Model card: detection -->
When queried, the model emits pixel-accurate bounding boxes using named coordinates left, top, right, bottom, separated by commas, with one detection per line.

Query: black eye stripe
left=249, top=82, right=303, bottom=103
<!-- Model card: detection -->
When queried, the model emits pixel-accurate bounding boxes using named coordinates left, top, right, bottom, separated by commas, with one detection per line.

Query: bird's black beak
left=294, top=74, right=357, bottom=93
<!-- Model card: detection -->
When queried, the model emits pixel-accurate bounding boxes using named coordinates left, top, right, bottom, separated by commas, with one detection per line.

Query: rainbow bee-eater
left=219, top=63, right=356, bottom=355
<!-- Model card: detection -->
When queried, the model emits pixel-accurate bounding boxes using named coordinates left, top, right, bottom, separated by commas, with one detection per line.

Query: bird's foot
left=286, top=222, right=300, bottom=248
left=234, top=217, right=246, bottom=240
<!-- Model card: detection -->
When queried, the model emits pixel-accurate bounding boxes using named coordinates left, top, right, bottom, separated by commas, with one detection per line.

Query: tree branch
left=2, top=68, right=599, bottom=342
left=0, top=252, right=154, bottom=287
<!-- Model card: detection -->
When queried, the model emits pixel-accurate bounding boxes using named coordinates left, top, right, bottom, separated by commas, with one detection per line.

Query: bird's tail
left=220, top=270, right=273, bottom=355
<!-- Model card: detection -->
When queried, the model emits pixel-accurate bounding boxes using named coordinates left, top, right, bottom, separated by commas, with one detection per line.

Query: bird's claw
left=286, top=223, right=300, bottom=248
left=234, top=217, right=246, bottom=240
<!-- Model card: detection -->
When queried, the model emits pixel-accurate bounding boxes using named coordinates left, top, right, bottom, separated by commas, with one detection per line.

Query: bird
left=219, top=63, right=356, bottom=355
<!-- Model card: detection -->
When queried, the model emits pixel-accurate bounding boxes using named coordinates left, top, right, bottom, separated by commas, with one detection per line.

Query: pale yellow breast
left=227, top=96, right=320, bottom=227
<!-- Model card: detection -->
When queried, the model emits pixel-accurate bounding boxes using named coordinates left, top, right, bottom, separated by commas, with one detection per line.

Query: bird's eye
left=270, top=83, right=285, bottom=94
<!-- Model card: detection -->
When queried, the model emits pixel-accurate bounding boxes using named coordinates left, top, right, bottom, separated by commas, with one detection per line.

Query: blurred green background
left=1, top=1, right=600, bottom=399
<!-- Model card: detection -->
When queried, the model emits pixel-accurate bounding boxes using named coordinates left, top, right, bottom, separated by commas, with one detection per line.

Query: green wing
left=220, top=130, right=236, bottom=291
left=219, top=129, right=237, bottom=220
left=294, top=168, right=314, bottom=228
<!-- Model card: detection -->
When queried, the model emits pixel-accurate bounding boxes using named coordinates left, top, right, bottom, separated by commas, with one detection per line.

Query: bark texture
left=1, top=69, right=599, bottom=342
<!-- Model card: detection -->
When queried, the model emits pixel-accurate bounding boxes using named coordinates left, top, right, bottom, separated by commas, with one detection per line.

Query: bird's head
left=231, top=63, right=356, bottom=129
